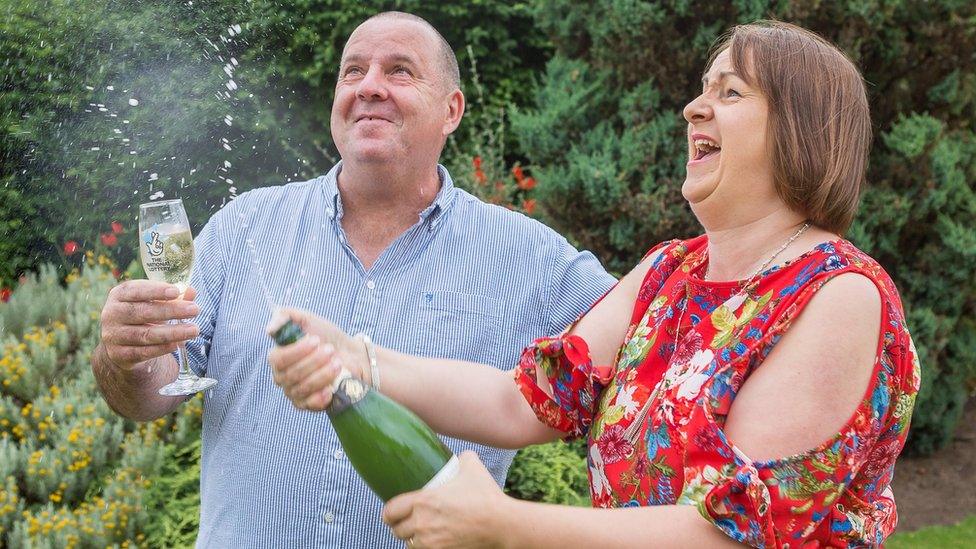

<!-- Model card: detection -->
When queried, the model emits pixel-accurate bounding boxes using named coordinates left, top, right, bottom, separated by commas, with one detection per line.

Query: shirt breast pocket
left=411, top=291, right=504, bottom=367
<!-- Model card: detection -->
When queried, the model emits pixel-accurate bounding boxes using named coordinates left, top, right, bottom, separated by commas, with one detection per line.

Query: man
left=92, top=11, right=615, bottom=548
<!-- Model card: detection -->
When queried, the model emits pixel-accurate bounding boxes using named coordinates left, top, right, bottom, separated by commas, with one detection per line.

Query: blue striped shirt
left=185, top=163, right=615, bottom=548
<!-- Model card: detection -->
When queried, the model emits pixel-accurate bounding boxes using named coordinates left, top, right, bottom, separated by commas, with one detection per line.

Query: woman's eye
left=725, top=88, right=741, bottom=98
left=392, top=66, right=412, bottom=76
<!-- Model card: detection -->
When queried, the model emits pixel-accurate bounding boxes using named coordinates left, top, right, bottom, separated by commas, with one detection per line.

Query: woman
left=269, top=21, right=919, bottom=548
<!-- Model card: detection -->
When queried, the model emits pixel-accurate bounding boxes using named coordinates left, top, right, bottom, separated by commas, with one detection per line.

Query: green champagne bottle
left=270, top=318, right=458, bottom=502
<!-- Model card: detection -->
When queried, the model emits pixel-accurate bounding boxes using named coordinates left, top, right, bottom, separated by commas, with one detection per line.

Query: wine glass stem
left=176, top=319, right=194, bottom=379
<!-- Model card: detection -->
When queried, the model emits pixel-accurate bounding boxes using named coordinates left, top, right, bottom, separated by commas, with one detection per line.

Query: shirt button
left=366, top=280, right=375, bottom=290
left=333, top=448, right=345, bottom=460
left=323, top=511, right=335, bottom=523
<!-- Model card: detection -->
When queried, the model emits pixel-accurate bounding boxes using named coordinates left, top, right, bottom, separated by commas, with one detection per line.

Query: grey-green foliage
left=0, top=261, right=206, bottom=546
left=517, top=0, right=976, bottom=454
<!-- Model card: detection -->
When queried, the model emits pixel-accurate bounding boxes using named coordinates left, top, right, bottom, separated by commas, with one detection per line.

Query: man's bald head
left=349, top=11, right=461, bottom=91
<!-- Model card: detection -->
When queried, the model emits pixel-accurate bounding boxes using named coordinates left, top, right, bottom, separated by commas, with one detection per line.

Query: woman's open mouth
left=689, top=138, right=721, bottom=164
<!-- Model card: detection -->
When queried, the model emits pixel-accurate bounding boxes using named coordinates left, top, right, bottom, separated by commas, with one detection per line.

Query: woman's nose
left=683, top=94, right=713, bottom=123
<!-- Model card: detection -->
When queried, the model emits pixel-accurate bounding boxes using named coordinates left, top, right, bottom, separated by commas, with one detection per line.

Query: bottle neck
left=327, top=370, right=370, bottom=415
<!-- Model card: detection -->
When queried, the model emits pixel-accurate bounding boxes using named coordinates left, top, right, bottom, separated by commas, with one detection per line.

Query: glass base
left=158, top=375, right=218, bottom=396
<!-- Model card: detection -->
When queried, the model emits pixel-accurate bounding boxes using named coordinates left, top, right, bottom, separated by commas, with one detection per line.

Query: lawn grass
left=886, top=515, right=976, bottom=548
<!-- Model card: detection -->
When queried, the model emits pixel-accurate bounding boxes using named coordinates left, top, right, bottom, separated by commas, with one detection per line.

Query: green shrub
left=516, top=0, right=976, bottom=455
left=0, top=0, right=550, bottom=286
left=505, top=439, right=590, bottom=506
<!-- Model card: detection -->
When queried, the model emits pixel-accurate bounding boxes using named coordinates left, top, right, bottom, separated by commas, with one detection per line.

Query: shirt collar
left=321, top=161, right=457, bottom=225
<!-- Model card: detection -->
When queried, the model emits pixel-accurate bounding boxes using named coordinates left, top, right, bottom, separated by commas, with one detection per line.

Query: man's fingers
left=104, top=299, right=200, bottom=325
left=106, top=343, right=179, bottom=366
left=107, top=323, right=199, bottom=347
left=110, top=280, right=182, bottom=303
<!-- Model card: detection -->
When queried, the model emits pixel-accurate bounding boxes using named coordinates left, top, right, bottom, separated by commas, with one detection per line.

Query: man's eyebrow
left=701, top=71, right=740, bottom=86
left=340, top=53, right=419, bottom=66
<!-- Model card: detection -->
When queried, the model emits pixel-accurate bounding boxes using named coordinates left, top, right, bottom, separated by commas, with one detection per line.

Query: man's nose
left=356, top=66, right=389, bottom=101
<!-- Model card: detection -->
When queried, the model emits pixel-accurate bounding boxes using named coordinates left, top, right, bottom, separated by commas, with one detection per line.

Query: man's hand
left=98, top=280, right=200, bottom=371
left=267, top=308, right=365, bottom=411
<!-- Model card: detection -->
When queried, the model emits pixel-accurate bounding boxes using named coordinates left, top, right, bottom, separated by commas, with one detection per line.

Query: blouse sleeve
left=513, top=334, right=607, bottom=439
left=514, top=239, right=685, bottom=439
left=677, top=276, right=920, bottom=548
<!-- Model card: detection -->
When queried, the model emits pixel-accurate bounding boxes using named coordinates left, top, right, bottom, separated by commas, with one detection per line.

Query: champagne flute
left=139, top=199, right=217, bottom=396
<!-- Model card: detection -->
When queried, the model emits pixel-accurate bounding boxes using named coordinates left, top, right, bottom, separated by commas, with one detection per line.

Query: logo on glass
left=145, top=230, right=164, bottom=257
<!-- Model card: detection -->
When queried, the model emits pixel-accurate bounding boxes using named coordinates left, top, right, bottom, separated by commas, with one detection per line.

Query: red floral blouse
left=515, top=236, right=920, bottom=548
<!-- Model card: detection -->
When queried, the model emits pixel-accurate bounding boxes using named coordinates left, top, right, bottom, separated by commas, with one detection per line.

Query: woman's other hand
left=383, top=451, right=510, bottom=548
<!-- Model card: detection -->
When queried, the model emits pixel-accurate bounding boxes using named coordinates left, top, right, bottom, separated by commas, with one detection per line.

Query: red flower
left=100, top=233, right=118, bottom=247
left=112, top=268, right=122, bottom=279
left=475, top=168, right=487, bottom=185
left=512, top=165, right=525, bottom=182
left=63, top=240, right=80, bottom=255
left=517, top=176, right=537, bottom=191
left=523, top=198, right=537, bottom=215
left=0, top=287, right=10, bottom=303
left=472, top=156, right=482, bottom=169
left=111, top=221, right=124, bottom=234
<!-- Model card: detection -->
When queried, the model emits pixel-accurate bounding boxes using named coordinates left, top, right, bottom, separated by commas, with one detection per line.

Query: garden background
left=1, top=0, right=974, bottom=546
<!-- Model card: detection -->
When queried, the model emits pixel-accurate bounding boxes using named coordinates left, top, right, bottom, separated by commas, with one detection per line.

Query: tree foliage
left=517, top=0, right=976, bottom=454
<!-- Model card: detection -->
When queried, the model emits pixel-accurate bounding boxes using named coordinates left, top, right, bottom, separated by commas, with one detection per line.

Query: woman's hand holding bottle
left=266, top=308, right=367, bottom=410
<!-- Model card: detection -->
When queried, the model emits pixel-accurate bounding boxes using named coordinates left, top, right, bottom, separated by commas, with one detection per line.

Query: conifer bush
left=515, top=0, right=976, bottom=455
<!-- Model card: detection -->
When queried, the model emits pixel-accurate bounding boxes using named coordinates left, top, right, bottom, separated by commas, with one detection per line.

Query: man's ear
left=442, top=89, right=465, bottom=137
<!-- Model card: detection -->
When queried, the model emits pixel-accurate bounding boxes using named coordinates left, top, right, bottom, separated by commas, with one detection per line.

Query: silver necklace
left=672, top=222, right=811, bottom=347
left=619, top=222, right=812, bottom=445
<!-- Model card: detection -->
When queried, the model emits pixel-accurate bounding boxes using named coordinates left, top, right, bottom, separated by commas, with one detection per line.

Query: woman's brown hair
left=710, top=21, right=872, bottom=234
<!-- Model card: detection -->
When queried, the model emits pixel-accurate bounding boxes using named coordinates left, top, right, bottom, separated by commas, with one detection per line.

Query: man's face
left=331, top=18, right=457, bottom=167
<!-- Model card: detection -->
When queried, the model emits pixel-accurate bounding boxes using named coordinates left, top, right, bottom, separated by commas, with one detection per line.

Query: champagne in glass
left=139, top=199, right=217, bottom=396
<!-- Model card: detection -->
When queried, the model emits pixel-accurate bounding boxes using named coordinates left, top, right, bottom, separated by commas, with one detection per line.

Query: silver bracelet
left=356, top=333, right=379, bottom=391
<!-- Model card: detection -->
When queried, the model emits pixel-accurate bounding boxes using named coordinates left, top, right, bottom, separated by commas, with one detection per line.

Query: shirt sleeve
left=542, top=234, right=617, bottom=336
left=175, top=203, right=232, bottom=376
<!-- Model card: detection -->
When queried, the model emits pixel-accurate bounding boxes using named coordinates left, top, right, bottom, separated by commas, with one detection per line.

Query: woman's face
left=682, top=49, right=778, bottom=224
